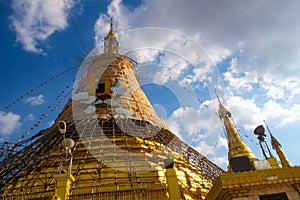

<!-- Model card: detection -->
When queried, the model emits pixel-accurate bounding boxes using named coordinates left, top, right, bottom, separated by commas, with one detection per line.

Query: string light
left=2, top=65, right=78, bottom=110
left=23, top=85, right=73, bottom=136
left=0, top=82, right=74, bottom=157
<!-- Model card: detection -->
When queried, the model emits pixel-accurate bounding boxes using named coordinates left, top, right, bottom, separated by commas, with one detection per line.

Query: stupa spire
left=104, top=17, right=119, bottom=53
left=0, top=20, right=224, bottom=200
left=216, top=92, right=257, bottom=169
left=270, top=132, right=292, bottom=168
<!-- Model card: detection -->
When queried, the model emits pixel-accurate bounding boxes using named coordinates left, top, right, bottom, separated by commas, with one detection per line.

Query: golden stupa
left=0, top=19, right=223, bottom=200
left=206, top=95, right=300, bottom=200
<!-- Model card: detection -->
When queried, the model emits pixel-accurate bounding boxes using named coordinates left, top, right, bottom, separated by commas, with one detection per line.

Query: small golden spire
left=110, top=17, right=113, bottom=31
left=216, top=92, right=257, bottom=170
left=105, top=18, right=116, bottom=38
left=270, top=133, right=292, bottom=168
left=104, top=17, right=119, bottom=53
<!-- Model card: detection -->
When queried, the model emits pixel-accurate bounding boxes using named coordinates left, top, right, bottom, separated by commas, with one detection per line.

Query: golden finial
left=214, top=88, right=222, bottom=105
left=215, top=90, right=257, bottom=170
left=270, top=133, right=281, bottom=149
left=104, top=17, right=119, bottom=53
left=263, top=120, right=291, bottom=168
left=214, top=89, right=229, bottom=119
left=266, top=125, right=292, bottom=168
left=110, top=17, right=113, bottom=31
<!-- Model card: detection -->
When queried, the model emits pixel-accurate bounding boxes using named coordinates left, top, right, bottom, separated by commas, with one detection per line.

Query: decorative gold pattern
left=206, top=167, right=300, bottom=200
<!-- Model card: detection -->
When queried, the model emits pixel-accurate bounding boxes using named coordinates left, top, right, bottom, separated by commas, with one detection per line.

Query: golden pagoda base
left=206, top=166, right=300, bottom=200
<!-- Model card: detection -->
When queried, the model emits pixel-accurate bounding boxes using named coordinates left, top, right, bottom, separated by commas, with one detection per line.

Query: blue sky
left=1, top=0, right=300, bottom=169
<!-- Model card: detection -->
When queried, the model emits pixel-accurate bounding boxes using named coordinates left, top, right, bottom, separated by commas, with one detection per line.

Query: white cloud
left=211, top=156, right=228, bottom=168
left=94, top=0, right=230, bottom=76
left=225, top=95, right=300, bottom=130
left=24, top=113, right=35, bottom=121
left=259, top=75, right=300, bottom=101
left=226, top=96, right=262, bottom=130
left=166, top=103, right=225, bottom=158
left=166, top=107, right=200, bottom=137
left=93, top=0, right=300, bottom=167
left=95, top=0, right=300, bottom=85
left=25, top=94, right=45, bottom=105
left=195, top=142, right=213, bottom=156
left=194, top=136, right=228, bottom=169
left=0, top=111, right=22, bottom=135
left=215, top=136, right=228, bottom=149
left=261, top=100, right=300, bottom=128
left=224, top=57, right=300, bottom=101
left=153, top=53, right=189, bottom=84
left=10, top=0, right=75, bottom=53
left=224, top=57, right=258, bottom=93
left=94, top=0, right=138, bottom=45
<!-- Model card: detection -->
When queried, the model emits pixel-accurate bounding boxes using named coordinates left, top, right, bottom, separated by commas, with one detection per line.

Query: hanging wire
left=0, top=83, right=74, bottom=158
left=2, top=65, right=78, bottom=110
left=219, top=115, right=229, bottom=147
left=1, top=53, right=85, bottom=153
left=0, top=0, right=91, bottom=173
left=24, top=85, right=73, bottom=135
left=62, top=0, right=88, bottom=54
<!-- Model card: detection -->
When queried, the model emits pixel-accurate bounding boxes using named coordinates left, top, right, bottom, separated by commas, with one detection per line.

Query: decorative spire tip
left=214, top=88, right=222, bottom=105
left=103, top=17, right=119, bottom=53
left=110, top=17, right=113, bottom=30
